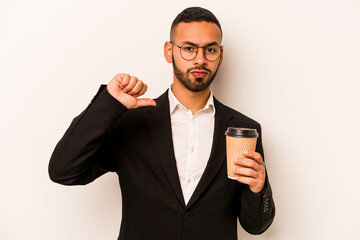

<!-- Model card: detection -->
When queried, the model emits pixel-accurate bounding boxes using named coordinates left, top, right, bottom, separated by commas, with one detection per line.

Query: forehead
left=172, top=21, right=222, bottom=45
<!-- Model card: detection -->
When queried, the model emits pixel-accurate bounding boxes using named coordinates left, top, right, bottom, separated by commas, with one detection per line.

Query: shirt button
left=192, top=118, right=196, bottom=123
left=191, top=146, right=194, bottom=152
left=187, top=178, right=191, bottom=183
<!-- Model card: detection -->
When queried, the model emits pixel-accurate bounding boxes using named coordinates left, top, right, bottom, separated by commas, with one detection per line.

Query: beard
left=172, top=57, right=220, bottom=92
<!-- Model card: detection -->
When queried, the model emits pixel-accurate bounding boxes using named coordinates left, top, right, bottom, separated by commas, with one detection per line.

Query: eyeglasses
left=170, top=41, right=222, bottom=62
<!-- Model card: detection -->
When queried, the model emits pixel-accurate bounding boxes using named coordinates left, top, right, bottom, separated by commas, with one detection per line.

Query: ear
left=164, top=41, right=173, bottom=63
left=219, top=46, right=224, bottom=66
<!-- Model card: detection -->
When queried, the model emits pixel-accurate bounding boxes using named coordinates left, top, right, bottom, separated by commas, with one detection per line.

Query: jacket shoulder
left=214, top=98, right=261, bottom=128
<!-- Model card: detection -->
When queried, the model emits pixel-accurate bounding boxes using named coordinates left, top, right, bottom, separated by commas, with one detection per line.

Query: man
left=49, top=7, right=275, bottom=240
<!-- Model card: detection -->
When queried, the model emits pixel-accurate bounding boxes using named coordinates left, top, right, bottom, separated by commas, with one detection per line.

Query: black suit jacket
left=49, top=85, right=275, bottom=240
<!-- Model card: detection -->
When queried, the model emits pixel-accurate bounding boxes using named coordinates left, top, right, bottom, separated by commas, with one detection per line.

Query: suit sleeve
left=48, top=85, right=127, bottom=185
left=238, top=123, right=275, bottom=234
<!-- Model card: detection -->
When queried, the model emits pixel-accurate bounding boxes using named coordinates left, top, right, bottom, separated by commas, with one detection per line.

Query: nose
left=193, top=49, right=207, bottom=65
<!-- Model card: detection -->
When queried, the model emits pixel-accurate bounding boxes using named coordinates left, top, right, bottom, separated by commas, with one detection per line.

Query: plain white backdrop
left=1, top=0, right=359, bottom=239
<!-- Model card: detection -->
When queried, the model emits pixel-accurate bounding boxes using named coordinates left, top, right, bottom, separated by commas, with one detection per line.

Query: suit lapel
left=185, top=97, right=233, bottom=209
left=145, top=90, right=186, bottom=207
left=145, top=92, right=234, bottom=209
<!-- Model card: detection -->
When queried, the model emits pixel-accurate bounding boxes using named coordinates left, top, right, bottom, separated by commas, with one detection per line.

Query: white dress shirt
left=168, top=87, right=215, bottom=205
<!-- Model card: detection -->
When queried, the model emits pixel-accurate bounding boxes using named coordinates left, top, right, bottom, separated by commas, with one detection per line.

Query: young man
left=49, top=7, right=275, bottom=240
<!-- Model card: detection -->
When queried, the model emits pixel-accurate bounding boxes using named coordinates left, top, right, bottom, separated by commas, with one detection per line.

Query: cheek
left=174, top=58, right=192, bottom=71
left=208, top=62, right=220, bottom=72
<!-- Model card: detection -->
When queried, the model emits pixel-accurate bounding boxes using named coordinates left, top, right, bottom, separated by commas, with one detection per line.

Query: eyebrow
left=180, top=41, right=221, bottom=47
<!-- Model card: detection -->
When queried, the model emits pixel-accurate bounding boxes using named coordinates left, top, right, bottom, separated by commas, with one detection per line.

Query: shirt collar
left=168, top=85, right=216, bottom=116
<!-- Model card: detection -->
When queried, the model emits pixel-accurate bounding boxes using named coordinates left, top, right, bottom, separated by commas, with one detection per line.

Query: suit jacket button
left=182, top=212, right=190, bottom=219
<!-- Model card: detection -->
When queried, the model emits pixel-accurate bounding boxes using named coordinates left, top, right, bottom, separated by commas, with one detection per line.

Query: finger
left=111, top=74, right=127, bottom=91
left=243, top=150, right=264, bottom=165
left=119, top=74, right=131, bottom=89
left=135, top=98, right=157, bottom=108
left=236, top=176, right=256, bottom=186
left=137, top=84, right=148, bottom=97
left=128, top=80, right=144, bottom=96
left=234, top=157, right=260, bottom=171
left=123, top=76, right=138, bottom=92
left=233, top=167, right=258, bottom=178
left=113, top=74, right=123, bottom=85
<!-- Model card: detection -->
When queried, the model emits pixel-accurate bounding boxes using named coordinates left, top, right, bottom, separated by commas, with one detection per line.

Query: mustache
left=186, top=66, right=212, bottom=74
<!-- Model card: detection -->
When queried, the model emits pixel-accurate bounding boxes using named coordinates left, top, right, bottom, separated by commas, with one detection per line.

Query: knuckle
left=247, top=159, right=253, bottom=166
left=250, top=161, right=257, bottom=169
left=122, top=77, right=129, bottom=83
left=118, top=73, right=129, bottom=80
left=238, top=158, right=245, bottom=165
left=131, top=76, right=139, bottom=82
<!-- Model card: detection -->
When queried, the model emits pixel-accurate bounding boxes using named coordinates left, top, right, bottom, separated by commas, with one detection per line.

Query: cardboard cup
left=225, top=128, right=258, bottom=180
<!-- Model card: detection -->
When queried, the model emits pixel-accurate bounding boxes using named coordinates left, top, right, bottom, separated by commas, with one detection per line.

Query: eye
left=182, top=45, right=196, bottom=52
left=206, top=47, right=217, bottom=53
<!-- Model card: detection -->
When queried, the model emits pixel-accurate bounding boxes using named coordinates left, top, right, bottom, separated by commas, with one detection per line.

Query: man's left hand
left=233, top=150, right=266, bottom=194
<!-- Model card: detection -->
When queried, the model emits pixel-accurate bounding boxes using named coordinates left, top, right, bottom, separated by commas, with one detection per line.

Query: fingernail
left=243, top=150, right=248, bottom=155
left=233, top=168, right=236, bottom=173
left=234, top=158, right=237, bottom=163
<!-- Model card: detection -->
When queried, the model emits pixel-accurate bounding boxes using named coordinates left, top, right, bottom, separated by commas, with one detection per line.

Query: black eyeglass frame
left=169, top=41, right=223, bottom=62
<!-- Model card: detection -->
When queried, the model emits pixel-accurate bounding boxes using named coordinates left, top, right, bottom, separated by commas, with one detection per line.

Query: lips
left=191, top=71, right=208, bottom=78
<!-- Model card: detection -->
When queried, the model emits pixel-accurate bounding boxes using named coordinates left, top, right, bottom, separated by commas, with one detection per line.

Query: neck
left=171, top=78, right=211, bottom=115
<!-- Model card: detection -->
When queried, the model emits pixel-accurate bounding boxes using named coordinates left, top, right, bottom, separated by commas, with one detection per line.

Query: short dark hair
left=170, top=7, right=222, bottom=41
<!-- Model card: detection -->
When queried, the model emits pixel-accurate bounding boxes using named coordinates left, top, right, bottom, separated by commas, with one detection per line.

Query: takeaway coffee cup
left=225, top=127, right=259, bottom=180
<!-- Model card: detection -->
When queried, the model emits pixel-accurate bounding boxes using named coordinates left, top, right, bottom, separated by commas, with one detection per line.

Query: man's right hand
left=107, top=73, right=157, bottom=109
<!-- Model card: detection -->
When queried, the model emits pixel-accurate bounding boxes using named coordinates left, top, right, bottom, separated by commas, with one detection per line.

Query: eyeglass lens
left=180, top=44, right=221, bottom=61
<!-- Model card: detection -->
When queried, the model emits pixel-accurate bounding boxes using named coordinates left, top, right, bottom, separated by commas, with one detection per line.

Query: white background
left=1, top=0, right=359, bottom=239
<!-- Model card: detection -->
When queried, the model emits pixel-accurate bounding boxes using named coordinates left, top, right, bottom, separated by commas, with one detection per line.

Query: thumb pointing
left=136, top=98, right=157, bottom=108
